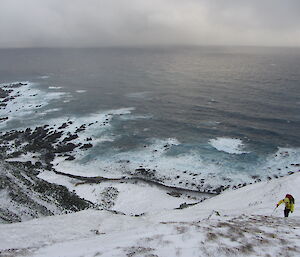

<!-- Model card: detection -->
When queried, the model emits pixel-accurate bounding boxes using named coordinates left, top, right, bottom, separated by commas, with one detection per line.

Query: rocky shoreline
left=0, top=82, right=98, bottom=223
left=1, top=119, right=298, bottom=195
left=1, top=82, right=300, bottom=223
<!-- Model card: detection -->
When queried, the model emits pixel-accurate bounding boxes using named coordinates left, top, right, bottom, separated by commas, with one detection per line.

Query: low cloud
left=0, top=0, right=299, bottom=48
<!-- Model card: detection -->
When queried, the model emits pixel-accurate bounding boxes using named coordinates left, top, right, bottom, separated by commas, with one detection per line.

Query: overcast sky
left=0, top=0, right=299, bottom=48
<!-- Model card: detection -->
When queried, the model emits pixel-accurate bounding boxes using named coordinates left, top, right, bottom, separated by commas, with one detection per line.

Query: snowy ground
left=1, top=172, right=300, bottom=257
left=37, top=169, right=210, bottom=216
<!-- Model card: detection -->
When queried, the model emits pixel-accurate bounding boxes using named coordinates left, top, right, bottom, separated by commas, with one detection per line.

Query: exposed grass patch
left=206, top=232, right=218, bottom=241
left=125, top=246, right=156, bottom=257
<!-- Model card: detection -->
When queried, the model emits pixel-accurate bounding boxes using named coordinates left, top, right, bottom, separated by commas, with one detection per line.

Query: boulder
left=80, top=143, right=93, bottom=150
left=65, top=155, right=76, bottom=161
left=58, top=123, right=68, bottom=130
left=55, top=143, right=77, bottom=153
left=62, top=134, right=78, bottom=142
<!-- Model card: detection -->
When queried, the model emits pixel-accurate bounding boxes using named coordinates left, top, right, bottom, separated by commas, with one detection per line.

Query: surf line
left=51, top=169, right=218, bottom=196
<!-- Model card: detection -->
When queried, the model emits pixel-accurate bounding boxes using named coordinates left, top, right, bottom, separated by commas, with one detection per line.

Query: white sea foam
left=209, top=137, right=249, bottom=154
left=43, top=107, right=136, bottom=162
left=52, top=136, right=246, bottom=192
left=41, top=108, right=300, bottom=194
left=47, top=91, right=69, bottom=99
left=260, top=147, right=300, bottom=177
left=0, top=81, right=71, bottom=129
left=38, top=108, right=62, bottom=116
left=49, top=86, right=63, bottom=89
left=0, top=82, right=42, bottom=119
left=76, top=90, right=87, bottom=93
left=126, top=91, right=151, bottom=99
left=52, top=139, right=300, bottom=194
left=38, top=75, right=50, bottom=79
left=119, top=114, right=153, bottom=121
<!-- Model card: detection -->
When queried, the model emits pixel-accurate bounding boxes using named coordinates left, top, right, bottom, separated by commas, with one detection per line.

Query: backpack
left=286, top=194, right=295, bottom=204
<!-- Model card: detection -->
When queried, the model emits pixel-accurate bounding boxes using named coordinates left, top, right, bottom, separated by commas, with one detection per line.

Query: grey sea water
left=1, top=46, right=300, bottom=189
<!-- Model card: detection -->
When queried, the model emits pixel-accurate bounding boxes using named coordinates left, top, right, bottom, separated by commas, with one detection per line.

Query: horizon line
left=0, top=44, right=300, bottom=50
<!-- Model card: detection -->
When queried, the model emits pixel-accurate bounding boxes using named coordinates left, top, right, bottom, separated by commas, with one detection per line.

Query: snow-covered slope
left=0, top=161, right=92, bottom=223
left=1, top=173, right=300, bottom=257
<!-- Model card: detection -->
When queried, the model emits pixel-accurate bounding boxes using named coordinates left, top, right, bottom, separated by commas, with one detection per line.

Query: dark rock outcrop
left=55, top=143, right=77, bottom=153
left=80, top=143, right=93, bottom=150
left=63, top=134, right=79, bottom=142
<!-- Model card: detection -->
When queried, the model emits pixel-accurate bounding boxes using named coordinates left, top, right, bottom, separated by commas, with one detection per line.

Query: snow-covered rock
left=0, top=161, right=92, bottom=223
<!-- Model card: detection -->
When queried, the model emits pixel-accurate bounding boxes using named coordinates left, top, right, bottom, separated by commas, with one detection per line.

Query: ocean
left=1, top=46, right=300, bottom=191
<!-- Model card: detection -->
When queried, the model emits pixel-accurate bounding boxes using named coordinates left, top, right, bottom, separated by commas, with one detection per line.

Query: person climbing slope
left=277, top=194, right=295, bottom=217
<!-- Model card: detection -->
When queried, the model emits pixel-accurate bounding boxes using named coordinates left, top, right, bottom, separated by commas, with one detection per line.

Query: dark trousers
left=284, top=208, right=290, bottom=217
